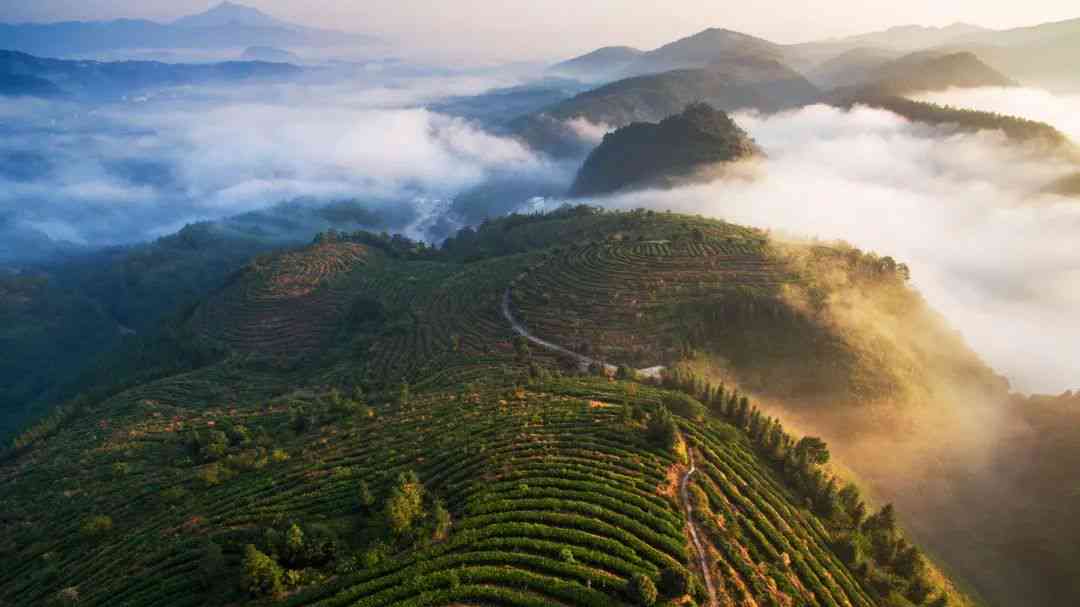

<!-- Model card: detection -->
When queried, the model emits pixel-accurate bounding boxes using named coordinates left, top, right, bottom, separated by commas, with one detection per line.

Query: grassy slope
left=0, top=209, right=976, bottom=606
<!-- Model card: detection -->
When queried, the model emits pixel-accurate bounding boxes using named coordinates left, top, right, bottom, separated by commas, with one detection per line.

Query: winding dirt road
left=501, top=287, right=717, bottom=605
left=681, top=447, right=718, bottom=607
left=501, top=289, right=617, bottom=374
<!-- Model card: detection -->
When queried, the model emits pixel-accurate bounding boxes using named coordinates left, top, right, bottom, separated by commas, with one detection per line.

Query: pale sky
left=2, top=0, right=1079, bottom=62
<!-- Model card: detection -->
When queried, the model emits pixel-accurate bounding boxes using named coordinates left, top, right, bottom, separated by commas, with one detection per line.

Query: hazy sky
left=2, top=0, right=1079, bottom=62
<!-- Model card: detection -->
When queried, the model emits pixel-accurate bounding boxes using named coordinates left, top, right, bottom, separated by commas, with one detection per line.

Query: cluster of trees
left=440, top=204, right=606, bottom=262
left=848, top=96, right=1067, bottom=147
left=627, top=566, right=696, bottom=606
left=239, top=521, right=345, bottom=598
left=657, top=368, right=951, bottom=606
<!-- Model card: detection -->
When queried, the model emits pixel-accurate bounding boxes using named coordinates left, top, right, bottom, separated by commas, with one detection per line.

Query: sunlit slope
left=0, top=370, right=880, bottom=607
left=0, top=208, right=976, bottom=606
left=506, top=211, right=1001, bottom=406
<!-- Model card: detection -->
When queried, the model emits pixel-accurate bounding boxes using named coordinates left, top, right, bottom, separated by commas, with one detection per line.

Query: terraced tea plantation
left=510, top=237, right=782, bottom=367
left=0, top=208, right=965, bottom=606
left=0, top=368, right=881, bottom=607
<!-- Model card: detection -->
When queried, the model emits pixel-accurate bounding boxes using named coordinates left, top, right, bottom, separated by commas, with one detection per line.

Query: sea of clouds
left=0, top=73, right=570, bottom=246
left=586, top=100, right=1080, bottom=394
left=2, top=75, right=1077, bottom=393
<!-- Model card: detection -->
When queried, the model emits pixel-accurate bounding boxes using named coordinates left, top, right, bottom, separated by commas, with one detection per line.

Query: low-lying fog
left=0, top=74, right=572, bottom=246
left=3, top=76, right=1076, bottom=395
left=594, top=98, right=1080, bottom=395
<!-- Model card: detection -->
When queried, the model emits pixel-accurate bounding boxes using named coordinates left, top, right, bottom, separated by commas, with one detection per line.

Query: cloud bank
left=0, top=75, right=570, bottom=248
left=588, top=102, right=1080, bottom=394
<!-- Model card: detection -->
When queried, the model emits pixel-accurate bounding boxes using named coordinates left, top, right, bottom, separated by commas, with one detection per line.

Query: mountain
left=172, top=1, right=290, bottom=29
left=805, top=46, right=903, bottom=89
left=240, top=45, right=301, bottom=63
left=570, top=103, right=760, bottom=196
left=551, top=27, right=789, bottom=83
left=812, top=23, right=989, bottom=53
left=512, top=57, right=820, bottom=156
left=944, top=19, right=1080, bottom=91
left=0, top=71, right=63, bottom=97
left=429, top=78, right=590, bottom=128
left=548, top=46, right=645, bottom=82
left=0, top=2, right=371, bottom=58
left=0, top=209, right=974, bottom=607
left=621, top=27, right=785, bottom=77
left=0, top=50, right=303, bottom=99
left=838, top=51, right=1015, bottom=97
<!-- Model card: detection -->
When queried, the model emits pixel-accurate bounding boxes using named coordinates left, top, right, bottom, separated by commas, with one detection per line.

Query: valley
left=0, top=3, right=1078, bottom=606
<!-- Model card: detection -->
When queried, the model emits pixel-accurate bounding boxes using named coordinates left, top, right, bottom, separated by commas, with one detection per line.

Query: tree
left=197, top=540, right=225, bottom=589
left=628, top=572, right=658, bottom=606
left=241, top=544, right=283, bottom=597
left=79, top=515, right=113, bottom=540
left=46, top=587, right=80, bottom=607
left=616, top=365, right=637, bottom=380
left=663, top=392, right=705, bottom=421
left=284, top=523, right=305, bottom=565
left=646, top=407, right=679, bottom=451
left=794, top=436, right=830, bottom=467
left=385, top=471, right=425, bottom=534
left=838, top=482, right=866, bottom=528
left=659, top=566, right=691, bottom=597
left=397, top=382, right=411, bottom=407
left=357, top=480, right=375, bottom=510
left=512, top=335, right=532, bottom=361
left=433, top=499, right=452, bottom=541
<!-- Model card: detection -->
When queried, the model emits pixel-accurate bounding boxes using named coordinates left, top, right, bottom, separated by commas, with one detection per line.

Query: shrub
left=628, top=573, right=658, bottom=606
left=198, top=540, right=225, bottom=589
left=46, top=587, right=80, bottom=606
left=241, top=544, right=283, bottom=597
left=662, top=393, right=705, bottom=421
left=79, top=515, right=113, bottom=540
left=646, top=407, right=679, bottom=451
left=659, top=566, right=690, bottom=597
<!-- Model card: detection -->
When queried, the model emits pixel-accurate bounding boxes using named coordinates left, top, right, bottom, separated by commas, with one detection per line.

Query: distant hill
left=793, top=22, right=988, bottom=59
left=429, top=78, right=590, bottom=128
left=945, top=19, right=1080, bottom=91
left=551, top=27, right=789, bottom=82
left=0, top=71, right=63, bottom=97
left=823, top=51, right=1015, bottom=101
left=241, top=45, right=301, bottom=63
left=840, top=95, right=1069, bottom=149
left=548, top=46, right=645, bottom=82
left=859, top=51, right=1015, bottom=95
left=172, top=1, right=290, bottom=29
left=0, top=2, right=371, bottom=58
left=0, top=50, right=302, bottom=99
left=1044, top=172, right=1080, bottom=196
left=512, top=57, right=819, bottom=156
left=805, top=46, right=902, bottom=89
left=619, top=27, right=786, bottom=77
left=570, top=103, right=760, bottom=196
left=791, top=18, right=1080, bottom=91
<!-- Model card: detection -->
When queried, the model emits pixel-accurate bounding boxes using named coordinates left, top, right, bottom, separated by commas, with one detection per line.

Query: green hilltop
left=1, top=208, right=983, bottom=607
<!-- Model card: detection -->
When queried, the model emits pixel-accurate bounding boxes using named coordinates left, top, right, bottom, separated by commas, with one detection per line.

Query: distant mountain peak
left=172, top=1, right=289, bottom=29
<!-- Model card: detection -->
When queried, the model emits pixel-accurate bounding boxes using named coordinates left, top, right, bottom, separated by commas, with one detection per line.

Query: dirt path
left=682, top=447, right=718, bottom=607
left=501, top=288, right=714, bottom=604
left=501, top=289, right=617, bottom=374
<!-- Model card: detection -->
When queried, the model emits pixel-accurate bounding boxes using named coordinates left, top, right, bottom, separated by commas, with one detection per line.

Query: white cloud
left=594, top=103, right=1080, bottom=393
